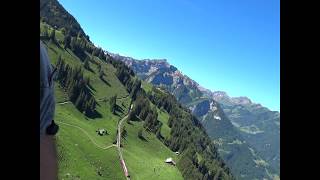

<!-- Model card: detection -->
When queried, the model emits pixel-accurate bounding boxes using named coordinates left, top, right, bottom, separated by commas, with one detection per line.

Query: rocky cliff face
left=112, top=54, right=280, bottom=179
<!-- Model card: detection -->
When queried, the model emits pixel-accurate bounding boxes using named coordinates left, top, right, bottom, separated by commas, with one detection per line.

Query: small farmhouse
left=165, top=157, right=176, bottom=166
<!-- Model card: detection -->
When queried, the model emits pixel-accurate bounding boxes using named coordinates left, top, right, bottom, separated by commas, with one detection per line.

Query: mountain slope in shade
left=113, top=54, right=280, bottom=179
left=212, top=92, right=280, bottom=174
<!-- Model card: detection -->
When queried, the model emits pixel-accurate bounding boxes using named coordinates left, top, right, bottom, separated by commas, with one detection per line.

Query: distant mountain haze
left=112, top=54, right=280, bottom=179
left=41, top=0, right=279, bottom=179
left=58, top=0, right=280, bottom=112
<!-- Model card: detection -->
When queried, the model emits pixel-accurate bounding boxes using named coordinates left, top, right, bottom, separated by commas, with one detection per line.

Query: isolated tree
left=49, top=29, right=56, bottom=42
left=156, top=128, right=162, bottom=139
left=70, top=37, right=77, bottom=51
left=99, top=69, right=104, bottom=79
left=168, top=116, right=174, bottom=128
left=109, top=95, right=117, bottom=114
left=98, top=48, right=105, bottom=60
left=77, top=31, right=82, bottom=39
left=138, top=129, right=143, bottom=139
left=128, top=110, right=135, bottom=121
left=64, top=34, right=71, bottom=49
left=85, top=96, right=96, bottom=116
left=92, top=48, right=99, bottom=57
left=79, top=37, right=86, bottom=49
left=84, top=57, right=90, bottom=70
left=130, top=79, right=141, bottom=100
left=56, top=55, right=62, bottom=67
left=97, top=63, right=102, bottom=72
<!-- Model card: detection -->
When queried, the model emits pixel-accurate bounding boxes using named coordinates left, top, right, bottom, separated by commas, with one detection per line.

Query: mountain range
left=40, top=0, right=235, bottom=179
left=40, top=0, right=279, bottom=179
left=111, top=55, right=280, bottom=180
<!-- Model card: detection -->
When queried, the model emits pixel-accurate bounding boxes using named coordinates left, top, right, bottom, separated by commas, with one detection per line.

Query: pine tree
left=168, top=116, right=174, bottom=128
left=77, top=31, right=82, bottom=39
left=74, top=91, right=83, bottom=110
left=49, top=29, right=56, bottom=42
left=156, top=128, right=162, bottom=139
left=70, top=37, right=77, bottom=51
left=92, top=48, right=99, bottom=57
left=56, top=55, right=62, bottom=67
left=138, top=129, right=143, bottom=139
left=109, top=95, right=117, bottom=114
left=97, top=63, right=102, bottom=72
left=64, top=34, right=71, bottom=49
left=99, top=69, right=104, bottom=79
left=98, top=48, right=104, bottom=60
left=85, top=96, right=96, bottom=116
left=84, top=57, right=90, bottom=70
left=128, top=110, right=135, bottom=121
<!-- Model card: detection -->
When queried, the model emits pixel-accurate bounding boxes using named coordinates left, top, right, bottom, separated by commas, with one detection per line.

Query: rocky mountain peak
left=231, top=96, right=252, bottom=105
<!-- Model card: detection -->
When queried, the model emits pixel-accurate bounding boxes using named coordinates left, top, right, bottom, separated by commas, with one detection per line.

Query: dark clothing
left=40, top=41, right=55, bottom=136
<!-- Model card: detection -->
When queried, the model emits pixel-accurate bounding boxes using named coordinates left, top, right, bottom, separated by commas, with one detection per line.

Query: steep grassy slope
left=40, top=0, right=88, bottom=38
left=41, top=23, right=184, bottom=179
left=122, top=121, right=183, bottom=180
left=115, top=54, right=279, bottom=180
left=41, top=1, right=235, bottom=179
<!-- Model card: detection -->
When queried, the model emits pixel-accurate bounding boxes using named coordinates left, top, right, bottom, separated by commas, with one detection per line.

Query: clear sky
left=59, top=0, right=280, bottom=111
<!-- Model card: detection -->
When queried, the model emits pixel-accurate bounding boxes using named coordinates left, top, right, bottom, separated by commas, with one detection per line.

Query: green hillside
left=41, top=27, right=184, bottom=179
left=122, top=121, right=183, bottom=180
left=40, top=0, right=234, bottom=179
left=117, top=57, right=279, bottom=179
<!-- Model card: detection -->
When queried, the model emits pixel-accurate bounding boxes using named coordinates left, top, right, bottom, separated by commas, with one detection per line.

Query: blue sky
left=59, top=0, right=280, bottom=111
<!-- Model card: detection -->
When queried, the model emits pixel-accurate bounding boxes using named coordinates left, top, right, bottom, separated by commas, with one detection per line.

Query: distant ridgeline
left=114, top=55, right=280, bottom=179
left=109, top=57, right=234, bottom=179
left=40, top=0, right=234, bottom=179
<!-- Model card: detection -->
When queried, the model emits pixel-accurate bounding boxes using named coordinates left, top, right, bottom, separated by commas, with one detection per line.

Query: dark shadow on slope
left=95, top=101, right=101, bottom=107
left=87, top=83, right=96, bottom=92
left=113, top=111, right=120, bottom=116
left=138, top=135, right=148, bottom=142
left=65, top=48, right=73, bottom=57
left=84, top=65, right=95, bottom=74
left=54, top=41, right=64, bottom=50
left=48, top=45, right=58, bottom=54
left=100, top=77, right=111, bottom=87
left=116, top=104, right=124, bottom=112
left=73, top=49, right=87, bottom=62
left=86, top=110, right=102, bottom=119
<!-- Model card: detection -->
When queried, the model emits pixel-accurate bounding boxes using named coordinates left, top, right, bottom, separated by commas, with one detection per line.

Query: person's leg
left=40, top=135, right=58, bottom=180
left=40, top=40, right=58, bottom=179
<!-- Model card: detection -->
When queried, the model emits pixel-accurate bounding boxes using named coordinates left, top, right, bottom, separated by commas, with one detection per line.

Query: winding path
left=57, top=94, right=130, bottom=105
left=58, top=101, right=70, bottom=105
left=117, top=102, right=133, bottom=180
left=57, top=94, right=132, bottom=179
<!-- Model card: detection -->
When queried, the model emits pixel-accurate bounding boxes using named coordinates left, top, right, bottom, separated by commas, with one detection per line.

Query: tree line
left=145, top=85, right=234, bottom=180
left=55, top=56, right=97, bottom=116
left=110, top=59, right=163, bottom=136
left=41, top=20, right=234, bottom=180
left=41, top=22, right=107, bottom=63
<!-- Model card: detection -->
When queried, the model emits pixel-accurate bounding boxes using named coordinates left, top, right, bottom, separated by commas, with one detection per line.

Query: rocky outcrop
left=192, top=100, right=210, bottom=117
